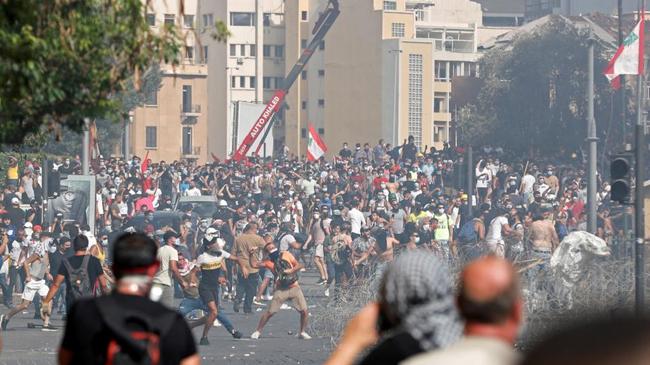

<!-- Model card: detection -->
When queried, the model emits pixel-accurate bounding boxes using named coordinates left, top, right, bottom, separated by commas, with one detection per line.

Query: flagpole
left=635, top=0, right=646, bottom=315
left=587, top=28, right=598, bottom=234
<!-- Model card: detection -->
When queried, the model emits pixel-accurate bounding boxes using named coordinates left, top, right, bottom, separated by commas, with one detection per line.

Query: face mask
left=185, top=222, right=192, bottom=228
left=175, top=238, right=181, bottom=245
left=438, top=208, right=445, bottom=214
left=313, top=213, right=320, bottom=220
left=380, top=183, right=386, bottom=188
left=101, top=238, right=108, bottom=246
left=423, top=225, right=431, bottom=231
left=353, top=184, right=359, bottom=189
left=414, top=237, right=420, bottom=243
left=33, top=233, right=40, bottom=240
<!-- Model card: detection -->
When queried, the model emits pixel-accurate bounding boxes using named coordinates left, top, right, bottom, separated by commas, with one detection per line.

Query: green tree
left=459, top=17, right=617, bottom=157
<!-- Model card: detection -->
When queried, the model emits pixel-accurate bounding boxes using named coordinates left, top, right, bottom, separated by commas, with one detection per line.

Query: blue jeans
left=178, top=296, right=235, bottom=333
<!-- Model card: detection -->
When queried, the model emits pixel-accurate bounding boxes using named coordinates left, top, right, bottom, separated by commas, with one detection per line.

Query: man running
left=250, top=241, right=310, bottom=340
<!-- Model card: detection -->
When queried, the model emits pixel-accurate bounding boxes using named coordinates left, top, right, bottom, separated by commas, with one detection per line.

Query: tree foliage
left=458, top=17, right=617, bottom=157
left=0, top=0, right=181, bottom=144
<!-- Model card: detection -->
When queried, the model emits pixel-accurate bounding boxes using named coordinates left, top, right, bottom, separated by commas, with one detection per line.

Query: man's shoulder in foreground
left=401, top=336, right=518, bottom=365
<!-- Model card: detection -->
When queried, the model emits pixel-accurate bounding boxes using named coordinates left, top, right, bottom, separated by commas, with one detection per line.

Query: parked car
left=174, top=196, right=220, bottom=219
left=124, top=211, right=182, bottom=233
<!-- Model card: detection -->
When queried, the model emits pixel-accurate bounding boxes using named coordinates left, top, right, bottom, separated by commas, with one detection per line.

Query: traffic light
left=610, top=153, right=632, bottom=204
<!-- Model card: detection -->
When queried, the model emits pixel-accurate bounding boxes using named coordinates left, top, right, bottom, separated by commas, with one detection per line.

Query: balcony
left=181, top=104, right=201, bottom=115
left=181, top=146, right=201, bottom=159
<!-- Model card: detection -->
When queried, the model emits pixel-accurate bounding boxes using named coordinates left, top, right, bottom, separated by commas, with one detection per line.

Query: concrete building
left=130, top=0, right=209, bottom=163
left=199, top=0, right=286, bottom=159
left=525, top=0, right=649, bottom=22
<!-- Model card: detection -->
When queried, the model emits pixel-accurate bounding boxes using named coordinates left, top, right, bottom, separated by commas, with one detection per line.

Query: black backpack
left=96, top=295, right=177, bottom=365
left=274, top=252, right=298, bottom=289
left=63, top=255, right=93, bottom=301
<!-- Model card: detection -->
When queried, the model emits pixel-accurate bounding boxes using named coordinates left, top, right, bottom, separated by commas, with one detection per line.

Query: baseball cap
left=11, top=197, right=19, bottom=205
left=163, top=231, right=179, bottom=242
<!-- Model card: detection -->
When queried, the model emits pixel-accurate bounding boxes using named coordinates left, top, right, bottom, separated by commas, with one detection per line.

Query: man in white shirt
left=152, top=231, right=185, bottom=308
left=185, top=182, right=202, bottom=197
left=347, top=200, right=366, bottom=240
left=485, top=211, right=512, bottom=258
left=403, top=257, right=521, bottom=365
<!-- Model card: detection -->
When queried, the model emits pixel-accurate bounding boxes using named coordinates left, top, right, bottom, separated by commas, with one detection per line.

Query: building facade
left=130, top=0, right=209, bottom=163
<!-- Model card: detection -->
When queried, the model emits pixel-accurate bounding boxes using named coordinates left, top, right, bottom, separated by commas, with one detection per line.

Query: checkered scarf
left=379, top=250, right=462, bottom=351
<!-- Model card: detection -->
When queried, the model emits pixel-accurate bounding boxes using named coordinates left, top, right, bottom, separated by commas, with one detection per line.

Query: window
left=240, top=44, right=246, bottom=57
left=250, top=45, right=256, bottom=57
left=318, top=128, right=325, bottom=135
left=231, top=76, right=236, bottom=88
left=301, top=101, right=307, bottom=110
left=263, top=77, right=271, bottom=89
left=203, top=45, right=208, bottom=63
left=301, top=39, right=307, bottom=49
left=274, top=77, right=283, bottom=89
left=435, top=61, right=448, bottom=81
left=434, top=92, right=448, bottom=113
left=408, top=54, right=423, bottom=148
left=301, top=11, right=308, bottom=21
left=275, top=45, right=284, bottom=58
left=319, top=40, right=325, bottom=50
left=318, top=69, right=325, bottom=77
left=182, top=127, right=192, bottom=155
left=383, top=1, right=397, bottom=10
left=146, top=13, right=156, bottom=26
left=182, top=85, right=192, bottom=112
left=301, top=128, right=307, bottom=138
left=392, top=23, right=405, bottom=38
left=318, top=99, right=325, bottom=107
left=464, top=62, right=477, bottom=77
left=415, top=10, right=425, bottom=21
left=145, top=87, right=157, bottom=106
left=164, top=14, right=175, bottom=25
left=146, top=127, right=157, bottom=148
left=301, top=70, right=307, bottom=80
left=230, top=44, right=237, bottom=56
left=451, top=61, right=463, bottom=78
left=202, top=13, right=214, bottom=28
left=263, top=45, right=271, bottom=57
left=263, top=13, right=271, bottom=26
left=240, top=76, right=246, bottom=88
left=185, top=46, right=194, bottom=61
left=183, top=15, right=194, bottom=28
left=230, top=12, right=255, bottom=26
left=434, top=122, right=447, bottom=143
left=250, top=76, right=256, bottom=88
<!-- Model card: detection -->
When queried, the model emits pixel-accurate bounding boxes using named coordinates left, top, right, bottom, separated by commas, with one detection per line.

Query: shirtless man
left=527, top=207, right=559, bottom=284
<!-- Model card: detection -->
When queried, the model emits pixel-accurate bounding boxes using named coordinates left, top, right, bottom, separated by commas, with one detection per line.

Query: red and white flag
left=306, top=124, right=327, bottom=161
left=604, top=12, right=645, bottom=89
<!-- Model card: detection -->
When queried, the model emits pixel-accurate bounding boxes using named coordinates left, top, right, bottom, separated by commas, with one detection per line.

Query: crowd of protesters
left=0, top=135, right=629, bottom=350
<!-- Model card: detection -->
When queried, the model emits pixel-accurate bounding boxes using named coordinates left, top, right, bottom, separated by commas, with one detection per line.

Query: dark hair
left=457, top=279, right=519, bottom=325
left=112, top=233, right=158, bottom=277
left=72, top=234, right=89, bottom=251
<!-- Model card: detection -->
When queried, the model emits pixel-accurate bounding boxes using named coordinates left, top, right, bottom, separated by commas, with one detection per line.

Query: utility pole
left=635, top=0, right=646, bottom=315
left=587, top=31, right=598, bottom=234
left=82, top=118, right=90, bottom=175
left=619, top=0, right=627, bottom=145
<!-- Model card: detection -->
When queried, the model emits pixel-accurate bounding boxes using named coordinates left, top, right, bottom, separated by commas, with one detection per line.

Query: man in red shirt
left=249, top=241, right=310, bottom=340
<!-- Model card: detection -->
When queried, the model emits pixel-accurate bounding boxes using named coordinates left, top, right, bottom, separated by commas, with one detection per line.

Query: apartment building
left=199, top=0, right=286, bottom=159
left=130, top=0, right=209, bottom=163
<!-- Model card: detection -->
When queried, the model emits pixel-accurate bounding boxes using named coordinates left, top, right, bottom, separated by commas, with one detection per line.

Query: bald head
left=458, top=256, right=520, bottom=325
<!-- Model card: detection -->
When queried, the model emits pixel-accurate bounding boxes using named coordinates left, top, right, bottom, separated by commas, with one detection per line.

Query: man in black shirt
left=42, top=235, right=107, bottom=314
left=402, top=135, right=418, bottom=162
left=58, top=233, right=198, bottom=365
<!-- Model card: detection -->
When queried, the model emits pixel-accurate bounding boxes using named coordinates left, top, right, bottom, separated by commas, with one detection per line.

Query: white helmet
left=204, top=227, right=219, bottom=243
left=218, top=200, right=228, bottom=207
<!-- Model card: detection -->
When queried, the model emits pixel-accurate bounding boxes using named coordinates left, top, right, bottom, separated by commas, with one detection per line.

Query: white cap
left=206, top=227, right=218, bottom=235
left=11, top=197, right=19, bottom=205
left=218, top=200, right=228, bottom=207
left=24, top=222, right=33, bottom=228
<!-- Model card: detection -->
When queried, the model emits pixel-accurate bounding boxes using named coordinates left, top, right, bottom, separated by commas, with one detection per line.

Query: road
left=0, top=272, right=332, bottom=365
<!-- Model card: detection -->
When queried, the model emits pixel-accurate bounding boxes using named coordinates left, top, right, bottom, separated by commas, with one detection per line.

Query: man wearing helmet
left=191, top=236, right=241, bottom=345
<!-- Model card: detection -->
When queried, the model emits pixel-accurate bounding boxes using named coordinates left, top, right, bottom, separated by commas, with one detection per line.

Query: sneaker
left=199, top=337, right=210, bottom=346
left=250, top=331, right=261, bottom=339
left=42, top=324, right=57, bottom=332
left=316, top=279, right=327, bottom=285
left=280, top=303, right=291, bottom=310
left=231, top=330, right=243, bottom=339
left=298, top=332, right=312, bottom=340
left=0, top=314, right=8, bottom=330
left=213, top=320, right=222, bottom=327
left=253, top=298, right=266, bottom=306
left=300, top=268, right=306, bottom=272
left=324, top=288, right=330, bottom=297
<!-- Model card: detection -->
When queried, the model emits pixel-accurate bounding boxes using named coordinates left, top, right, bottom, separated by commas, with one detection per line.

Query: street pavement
left=0, top=271, right=332, bottom=365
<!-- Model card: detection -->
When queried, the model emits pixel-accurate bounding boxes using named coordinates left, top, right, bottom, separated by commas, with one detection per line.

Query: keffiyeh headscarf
left=379, top=251, right=462, bottom=350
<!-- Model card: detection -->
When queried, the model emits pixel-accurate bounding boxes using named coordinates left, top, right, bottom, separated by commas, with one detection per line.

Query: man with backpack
left=58, top=232, right=199, bottom=365
left=249, top=240, right=310, bottom=340
left=457, top=205, right=490, bottom=264
left=41, top=234, right=107, bottom=317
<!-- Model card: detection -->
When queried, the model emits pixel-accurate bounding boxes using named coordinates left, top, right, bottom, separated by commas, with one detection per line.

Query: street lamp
left=226, top=66, right=240, bottom=155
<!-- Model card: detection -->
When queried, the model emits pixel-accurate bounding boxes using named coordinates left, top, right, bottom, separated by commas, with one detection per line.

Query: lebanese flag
left=141, top=150, right=150, bottom=173
left=604, top=13, right=645, bottom=89
left=306, top=124, right=327, bottom=161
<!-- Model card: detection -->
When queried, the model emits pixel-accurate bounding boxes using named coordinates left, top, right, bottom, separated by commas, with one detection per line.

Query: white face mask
left=438, top=208, right=445, bottom=214
left=175, top=238, right=181, bottom=245
left=101, top=238, right=108, bottom=246
left=313, top=213, right=320, bottom=220
left=414, top=237, right=420, bottom=243
left=185, top=222, right=192, bottom=228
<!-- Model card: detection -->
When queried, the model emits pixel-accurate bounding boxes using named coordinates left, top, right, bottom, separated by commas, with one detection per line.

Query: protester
left=323, top=251, right=462, bottom=365
left=403, top=256, right=521, bottom=365
left=58, top=233, right=199, bottom=365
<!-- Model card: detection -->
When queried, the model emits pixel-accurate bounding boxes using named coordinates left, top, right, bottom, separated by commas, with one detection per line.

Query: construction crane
left=231, top=0, right=340, bottom=161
